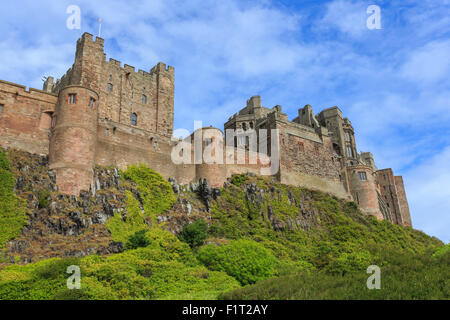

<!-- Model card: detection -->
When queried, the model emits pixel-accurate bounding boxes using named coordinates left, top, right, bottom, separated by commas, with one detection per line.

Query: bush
left=106, top=191, right=150, bottom=243
left=122, top=164, right=176, bottom=223
left=197, top=239, right=277, bottom=285
left=127, top=230, right=151, bottom=250
left=179, top=219, right=208, bottom=248
left=230, top=174, right=249, bottom=187
left=34, top=189, right=50, bottom=209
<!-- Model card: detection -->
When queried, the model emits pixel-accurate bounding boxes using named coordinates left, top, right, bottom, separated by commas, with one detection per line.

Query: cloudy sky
left=1, top=0, right=449, bottom=242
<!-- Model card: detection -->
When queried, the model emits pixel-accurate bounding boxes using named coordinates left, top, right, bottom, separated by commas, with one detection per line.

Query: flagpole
left=98, top=18, right=102, bottom=37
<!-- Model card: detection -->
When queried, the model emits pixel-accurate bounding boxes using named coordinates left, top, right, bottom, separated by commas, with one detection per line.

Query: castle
left=0, top=33, right=411, bottom=227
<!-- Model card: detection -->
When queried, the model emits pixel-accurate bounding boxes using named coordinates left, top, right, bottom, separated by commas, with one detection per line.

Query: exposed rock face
left=242, top=182, right=318, bottom=232
left=3, top=149, right=319, bottom=266
left=3, top=151, right=134, bottom=264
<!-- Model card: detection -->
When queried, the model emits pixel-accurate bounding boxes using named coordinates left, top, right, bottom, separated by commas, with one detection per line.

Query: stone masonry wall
left=0, top=80, right=57, bottom=155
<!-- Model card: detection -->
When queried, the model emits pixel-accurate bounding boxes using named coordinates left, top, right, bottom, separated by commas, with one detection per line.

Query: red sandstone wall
left=377, top=168, right=403, bottom=224
left=49, top=85, right=99, bottom=194
left=0, top=80, right=57, bottom=155
left=394, top=176, right=412, bottom=227
left=347, top=165, right=383, bottom=220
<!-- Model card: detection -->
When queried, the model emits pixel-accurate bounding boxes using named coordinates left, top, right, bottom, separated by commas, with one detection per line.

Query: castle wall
left=377, top=168, right=403, bottom=224
left=0, top=80, right=57, bottom=155
left=394, top=176, right=412, bottom=227
left=95, top=119, right=179, bottom=180
left=347, top=165, right=384, bottom=220
left=49, top=85, right=99, bottom=194
left=53, top=33, right=174, bottom=139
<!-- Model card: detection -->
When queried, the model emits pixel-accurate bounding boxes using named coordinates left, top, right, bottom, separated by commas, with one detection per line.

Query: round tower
left=347, top=164, right=383, bottom=220
left=194, top=127, right=226, bottom=187
left=49, top=85, right=99, bottom=195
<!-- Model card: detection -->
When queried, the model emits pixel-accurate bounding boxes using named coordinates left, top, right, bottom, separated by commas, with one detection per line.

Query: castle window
left=298, top=142, right=304, bottom=152
left=205, top=138, right=212, bottom=147
left=346, top=146, right=353, bottom=158
left=131, top=113, right=137, bottom=126
left=105, top=128, right=110, bottom=136
left=249, top=122, right=254, bottom=129
left=142, top=94, right=147, bottom=104
left=242, top=123, right=247, bottom=131
left=68, top=94, right=76, bottom=104
left=344, top=132, right=351, bottom=142
left=107, top=83, right=113, bottom=93
left=358, top=171, right=367, bottom=181
left=0, top=104, right=3, bottom=114
left=89, top=97, right=96, bottom=109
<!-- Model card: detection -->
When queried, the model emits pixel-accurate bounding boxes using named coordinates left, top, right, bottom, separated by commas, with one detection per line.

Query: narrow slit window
left=107, top=83, right=113, bottom=93
left=89, top=97, right=96, bottom=109
left=68, top=94, right=77, bottom=104
left=131, top=113, right=137, bottom=126
left=298, top=142, right=304, bottom=152
left=142, top=94, right=147, bottom=104
left=0, top=104, right=4, bottom=114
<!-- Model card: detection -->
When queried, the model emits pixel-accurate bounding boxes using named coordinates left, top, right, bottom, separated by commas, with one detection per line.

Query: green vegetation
left=106, top=164, right=177, bottom=243
left=0, top=162, right=447, bottom=300
left=179, top=219, right=208, bottom=248
left=106, top=191, right=150, bottom=243
left=126, top=230, right=151, bottom=250
left=0, top=229, right=240, bottom=300
left=197, top=240, right=277, bottom=285
left=34, top=189, right=50, bottom=209
left=121, top=164, right=176, bottom=224
left=0, top=150, right=27, bottom=247
left=221, top=248, right=450, bottom=300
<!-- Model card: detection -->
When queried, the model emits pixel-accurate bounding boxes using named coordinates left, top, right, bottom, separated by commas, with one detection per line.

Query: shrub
left=34, top=189, right=50, bottom=209
left=197, top=239, right=277, bottom=285
left=230, top=174, right=248, bottom=187
left=106, top=191, right=150, bottom=243
left=127, top=230, right=151, bottom=250
left=179, top=219, right=208, bottom=248
left=122, top=164, right=176, bottom=223
left=432, top=243, right=450, bottom=258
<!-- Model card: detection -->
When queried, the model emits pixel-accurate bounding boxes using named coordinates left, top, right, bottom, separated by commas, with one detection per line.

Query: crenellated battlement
left=0, top=33, right=411, bottom=228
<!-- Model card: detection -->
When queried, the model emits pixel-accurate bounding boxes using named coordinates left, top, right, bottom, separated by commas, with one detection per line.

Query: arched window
left=142, top=94, right=147, bottom=104
left=107, top=83, right=113, bottom=93
left=131, top=113, right=137, bottom=126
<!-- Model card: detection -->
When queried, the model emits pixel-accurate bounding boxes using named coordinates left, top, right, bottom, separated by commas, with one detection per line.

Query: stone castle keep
left=0, top=33, right=411, bottom=226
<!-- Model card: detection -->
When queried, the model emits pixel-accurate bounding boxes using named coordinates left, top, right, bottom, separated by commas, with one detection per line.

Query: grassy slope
left=0, top=151, right=447, bottom=300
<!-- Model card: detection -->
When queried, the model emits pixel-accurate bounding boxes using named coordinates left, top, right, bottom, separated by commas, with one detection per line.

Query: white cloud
left=316, top=0, right=368, bottom=38
left=0, top=0, right=449, bottom=241
left=404, top=146, right=450, bottom=243
left=400, top=40, right=450, bottom=85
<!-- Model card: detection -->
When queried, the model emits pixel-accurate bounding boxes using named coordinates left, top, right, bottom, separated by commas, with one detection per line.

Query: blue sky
left=1, top=0, right=449, bottom=242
